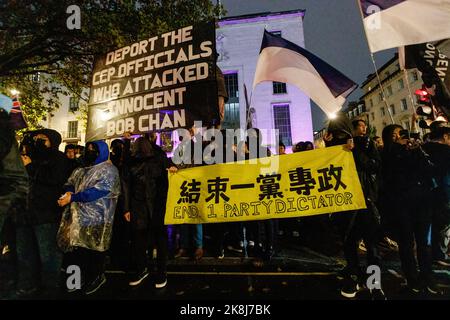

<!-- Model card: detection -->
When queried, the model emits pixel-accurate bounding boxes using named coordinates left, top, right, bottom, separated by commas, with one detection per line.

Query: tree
left=0, top=0, right=225, bottom=127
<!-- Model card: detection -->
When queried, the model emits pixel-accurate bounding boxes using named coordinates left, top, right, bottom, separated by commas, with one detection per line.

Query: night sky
left=221, top=0, right=395, bottom=130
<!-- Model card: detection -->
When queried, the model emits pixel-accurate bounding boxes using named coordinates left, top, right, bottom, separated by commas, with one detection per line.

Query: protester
left=109, top=138, right=131, bottom=270
left=172, top=126, right=204, bottom=260
left=0, top=107, right=28, bottom=296
left=423, top=126, right=450, bottom=266
left=342, top=119, right=384, bottom=299
left=15, top=129, right=70, bottom=298
left=278, top=141, right=286, bottom=155
left=65, top=144, right=80, bottom=174
left=57, top=140, right=120, bottom=295
left=381, top=124, right=438, bottom=294
left=124, top=137, right=169, bottom=288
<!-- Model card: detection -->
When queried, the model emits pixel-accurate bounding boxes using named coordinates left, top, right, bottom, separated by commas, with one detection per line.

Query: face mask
left=34, top=138, right=48, bottom=150
left=112, top=146, right=122, bottom=158
left=84, top=150, right=98, bottom=165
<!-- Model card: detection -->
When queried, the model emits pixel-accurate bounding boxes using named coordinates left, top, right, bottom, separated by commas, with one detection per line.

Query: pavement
left=1, top=224, right=450, bottom=301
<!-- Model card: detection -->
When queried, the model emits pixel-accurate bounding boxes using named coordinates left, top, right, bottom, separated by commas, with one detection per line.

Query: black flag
left=402, top=42, right=450, bottom=119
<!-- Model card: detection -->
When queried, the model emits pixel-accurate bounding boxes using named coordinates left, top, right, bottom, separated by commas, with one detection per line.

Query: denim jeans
left=16, top=223, right=62, bottom=291
left=180, top=224, right=203, bottom=249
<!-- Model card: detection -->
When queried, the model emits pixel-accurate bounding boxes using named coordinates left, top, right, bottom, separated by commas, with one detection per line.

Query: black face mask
left=33, top=138, right=49, bottom=158
left=34, top=138, right=47, bottom=150
left=84, top=150, right=98, bottom=165
left=112, top=146, right=123, bottom=158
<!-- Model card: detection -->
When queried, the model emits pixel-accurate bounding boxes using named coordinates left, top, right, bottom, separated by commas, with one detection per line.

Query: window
left=411, top=71, right=419, bottom=82
left=388, top=104, right=396, bottom=116
left=273, top=82, right=287, bottom=94
left=67, top=121, right=78, bottom=139
left=380, top=107, right=385, bottom=117
left=225, top=73, right=239, bottom=99
left=32, top=72, right=40, bottom=83
left=273, top=104, right=292, bottom=146
left=358, top=104, right=363, bottom=114
left=378, top=92, right=383, bottom=102
left=401, top=98, right=408, bottom=111
left=398, top=79, right=404, bottom=90
left=371, top=112, right=375, bottom=121
left=386, top=85, right=393, bottom=96
left=223, top=73, right=240, bottom=129
left=69, top=97, right=79, bottom=112
left=369, top=99, right=373, bottom=108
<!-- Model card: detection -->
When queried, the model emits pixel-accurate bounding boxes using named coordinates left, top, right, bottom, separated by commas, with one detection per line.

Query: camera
left=19, top=132, right=36, bottom=158
left=353, top=135, right=370, bottom=149
left=399, top=129, right=410, bottom=139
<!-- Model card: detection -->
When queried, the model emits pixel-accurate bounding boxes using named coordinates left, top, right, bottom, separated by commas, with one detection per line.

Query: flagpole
left=244, top=83, right=253, bottom=129
left=403, top=68, right=418, bottom=110
left=370, top=53, right=395, bottom=124
left=356, top=0, right=395, bottom=124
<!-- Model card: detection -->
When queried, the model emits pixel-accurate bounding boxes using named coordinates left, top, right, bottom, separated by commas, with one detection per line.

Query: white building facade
left=41, top=93, right=86, bottom=147
left=217, top=10, right=313, bottom=148
left=358, top=55, right=422, bottom=136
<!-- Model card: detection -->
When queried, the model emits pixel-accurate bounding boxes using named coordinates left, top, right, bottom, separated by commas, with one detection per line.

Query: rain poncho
left=57, top=140, right=120, bottom=252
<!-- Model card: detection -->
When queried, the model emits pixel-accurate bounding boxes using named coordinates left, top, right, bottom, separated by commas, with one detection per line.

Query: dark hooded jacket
left=381, top=139, right=435, bottom=205
left=422, top=141, right=450, bottom=222
left=352, top=136, right=381, bottom=203
left=124, top=146, right=168, bottom=229
left=23, top=129, right=70, bottom=225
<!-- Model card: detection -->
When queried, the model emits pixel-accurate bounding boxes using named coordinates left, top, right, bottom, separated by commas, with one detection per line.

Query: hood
left=31, top=128, right=62, bottom=149
left=91, top=140, right=109, bottom=164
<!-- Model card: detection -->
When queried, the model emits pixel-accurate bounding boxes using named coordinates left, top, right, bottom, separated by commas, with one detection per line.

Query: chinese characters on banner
left=86, top=22, right=218, bottom=141
left=165, top=146, right=367, bottom=225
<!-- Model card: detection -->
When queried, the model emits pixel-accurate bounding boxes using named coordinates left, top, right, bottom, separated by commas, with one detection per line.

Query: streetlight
left=10, top=89, right=20, bottom=96
left=328, top=113, right=337, bottom=120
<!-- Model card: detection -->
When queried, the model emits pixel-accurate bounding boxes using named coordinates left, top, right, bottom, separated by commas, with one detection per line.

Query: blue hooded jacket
left=71, top=140, right=110, bottom=202
left=59, top=140, right=120, bottom=251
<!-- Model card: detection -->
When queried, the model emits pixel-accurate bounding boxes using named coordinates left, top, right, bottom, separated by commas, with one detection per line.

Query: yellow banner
left=165, top=146, right=366, bottom=225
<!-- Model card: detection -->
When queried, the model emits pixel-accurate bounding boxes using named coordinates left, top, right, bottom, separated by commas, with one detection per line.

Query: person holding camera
left=381, top=124, right=438, bottom=295
left=16, top=129, right=70, bottom=298
left=327, top=117, right=383, bottom=299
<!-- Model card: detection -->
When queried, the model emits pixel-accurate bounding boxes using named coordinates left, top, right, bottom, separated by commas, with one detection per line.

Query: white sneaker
left=155, top=279, right=167, bottom=289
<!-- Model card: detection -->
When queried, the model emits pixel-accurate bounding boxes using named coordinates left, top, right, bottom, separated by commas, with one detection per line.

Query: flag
left=359, top=0, right=450, bottom=53
left=0, top=93, right=13, bottom=113
left=400, top=42, right=450, bottom=118
left=9, top=94, right=28, bottom=129
left=253, top=30, right=357, bottom=117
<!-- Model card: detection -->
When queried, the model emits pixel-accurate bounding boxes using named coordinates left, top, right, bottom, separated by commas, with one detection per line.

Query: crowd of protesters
left=0, top=103, right=449, bottom=299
